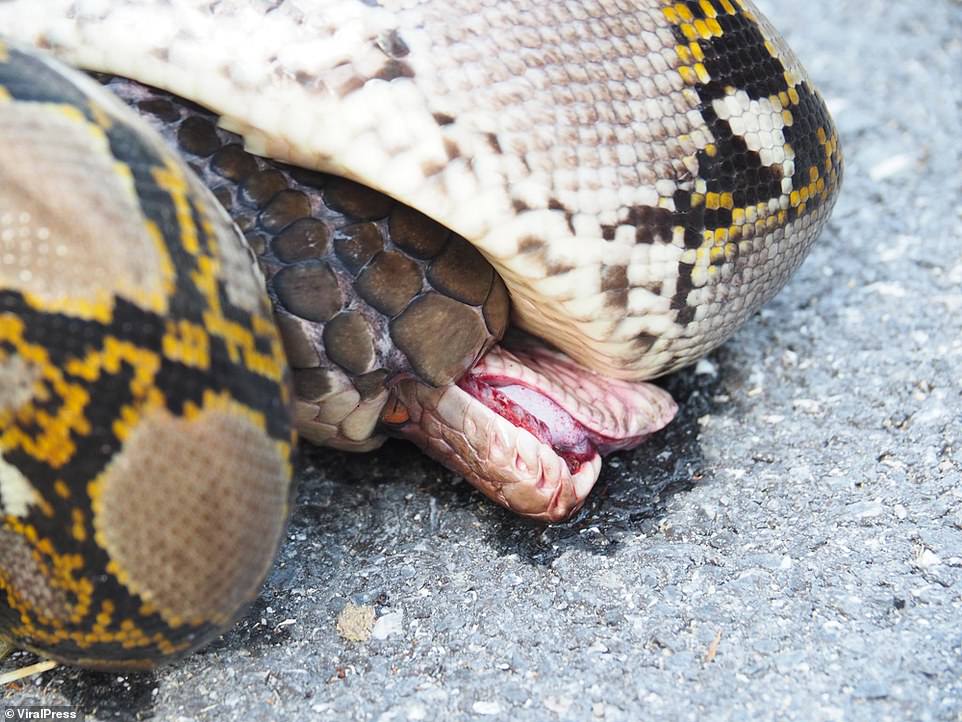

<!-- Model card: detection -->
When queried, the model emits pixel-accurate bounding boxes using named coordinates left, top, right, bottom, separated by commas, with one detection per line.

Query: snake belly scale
left=0, top=0, right=841, bottom=670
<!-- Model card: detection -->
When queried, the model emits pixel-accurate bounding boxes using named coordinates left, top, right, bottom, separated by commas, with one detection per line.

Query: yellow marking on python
left=734, top=0, right=753, bottom=18
left=71, top=508, right=86, bottom=542
left=788, top=127, right=839, bottom=209
left=87, top=101, right=114, bottom=131
left=49, top=102, right=91, bottom=130
left=162, top=319, right=211, bottom=370
left=60, top=337, right=166, bottom=449
left=92, top=599, right=115, bottom=632
left=65, top=336, right=160, bottom=387
left=693, top=18, right=722, bottom=40
left=7, top=613, right=187, bottom=655
left=663, top=1, right=734, bottom=90
left=110, top=388, right=167, bottom=443
left=21, top=290, right=115, bottom=327
left=143, top=220, right=179, bottom=313
left=151, top=158, right=286, bottom=381
left=674, top=3, right=695, bottom=22
left=36, top=495, right=54, bottom=519
left=684, top=175, right=807, bottom=278
left=0, top=517, right=94, bottom=627
left=0, top=317, right=91, bottom=468
left=151, top=161, right=201, bottom=255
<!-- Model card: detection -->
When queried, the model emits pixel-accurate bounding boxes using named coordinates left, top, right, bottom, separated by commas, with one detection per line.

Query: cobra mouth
left=386, top=342, right=677, bottom=522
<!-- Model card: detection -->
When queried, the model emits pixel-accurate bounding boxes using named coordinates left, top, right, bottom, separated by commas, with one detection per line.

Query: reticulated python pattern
left=0, top=46, right=294, bottom=669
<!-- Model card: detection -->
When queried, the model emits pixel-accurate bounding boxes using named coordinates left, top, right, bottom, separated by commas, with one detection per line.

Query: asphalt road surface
left=2, top=0, right=960, bottom=720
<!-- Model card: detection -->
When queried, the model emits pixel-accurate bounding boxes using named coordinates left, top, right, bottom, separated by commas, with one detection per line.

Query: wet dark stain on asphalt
left=292, top=353, right=724, bottom=567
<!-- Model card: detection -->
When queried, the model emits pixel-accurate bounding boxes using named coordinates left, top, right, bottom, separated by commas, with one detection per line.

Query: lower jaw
left=455, top=374, right=598, bottom=477
left=379, top=343, right=677, bottom=521
left=382, top=379, right=606, bottom=521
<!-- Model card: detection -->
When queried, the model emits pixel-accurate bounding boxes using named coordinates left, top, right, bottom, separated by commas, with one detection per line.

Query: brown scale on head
left=117, top=79, right=509, bottom=449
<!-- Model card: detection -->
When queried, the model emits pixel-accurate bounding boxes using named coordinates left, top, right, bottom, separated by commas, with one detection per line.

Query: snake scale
left=0, top=0, right=841, bottom=670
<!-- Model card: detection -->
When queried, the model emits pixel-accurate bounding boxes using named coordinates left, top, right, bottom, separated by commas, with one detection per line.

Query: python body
left=0, top=1, right=841, bottom=670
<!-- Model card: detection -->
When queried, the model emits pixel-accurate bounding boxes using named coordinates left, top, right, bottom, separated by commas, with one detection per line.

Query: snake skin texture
left=0, top=46, right=295, bottom=668
left=0, top=0, right=842, bottom=380
left=0, top=0, right=842, bottom=671
left=104, top=77, right=509, bottom=452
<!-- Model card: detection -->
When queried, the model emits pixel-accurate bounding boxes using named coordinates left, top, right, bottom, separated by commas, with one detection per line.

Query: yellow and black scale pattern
left=657, top=0, right=841, bottom=342
left=0, top=45, right=295, bottom=668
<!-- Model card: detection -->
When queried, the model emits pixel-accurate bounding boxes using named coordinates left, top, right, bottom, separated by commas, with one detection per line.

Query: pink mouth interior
left=458, top=374, right=602, bottom=474
left=389, top=343, right=677, bottom=520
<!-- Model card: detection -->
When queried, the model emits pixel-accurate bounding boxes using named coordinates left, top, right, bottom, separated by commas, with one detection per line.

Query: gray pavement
left=3, top=0, right=961, bottom=719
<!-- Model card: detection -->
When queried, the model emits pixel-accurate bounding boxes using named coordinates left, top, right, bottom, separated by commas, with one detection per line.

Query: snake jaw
left=387, top=345, right=677, bottom=522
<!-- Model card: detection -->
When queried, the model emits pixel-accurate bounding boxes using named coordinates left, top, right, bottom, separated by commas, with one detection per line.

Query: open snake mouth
left=388, top=341, right=677, bottom=522
left=457, top=374, right=599, bottom=477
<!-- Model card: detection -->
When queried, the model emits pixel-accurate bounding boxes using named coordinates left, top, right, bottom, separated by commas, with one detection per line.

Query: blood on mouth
left=457, top=374, right=597, bottom=474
